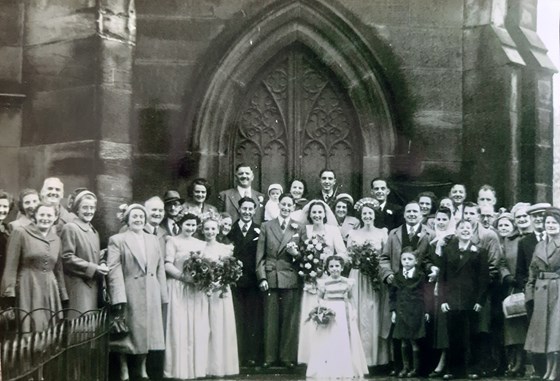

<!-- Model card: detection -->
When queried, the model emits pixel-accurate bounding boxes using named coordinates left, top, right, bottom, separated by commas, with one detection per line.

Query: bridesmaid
left=347, top=198, right=391, bottom=367
left=163, top=213, right=208, bottom=379
left=1, top=202, right=67, bottom=332
left=202, top=216, right=239, bottom=377
left=61, top=190, right=108, bottom=318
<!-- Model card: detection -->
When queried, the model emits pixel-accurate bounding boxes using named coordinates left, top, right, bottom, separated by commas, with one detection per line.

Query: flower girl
left=306, top=255, right=368, bottom=378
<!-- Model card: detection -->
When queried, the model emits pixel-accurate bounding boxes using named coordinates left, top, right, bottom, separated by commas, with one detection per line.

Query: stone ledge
left=0, top=93, right=25, bottom=107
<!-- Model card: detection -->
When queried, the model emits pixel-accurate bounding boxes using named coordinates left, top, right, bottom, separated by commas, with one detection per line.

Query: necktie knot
left=172, top=222, right=179, bottom=235
left=241, top=223, right=248, bottom=234
left=281, top=220, right=287, bottom=231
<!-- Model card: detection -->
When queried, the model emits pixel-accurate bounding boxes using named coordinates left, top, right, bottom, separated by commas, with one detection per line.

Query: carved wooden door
left=232, top=46, right=362, bottom=198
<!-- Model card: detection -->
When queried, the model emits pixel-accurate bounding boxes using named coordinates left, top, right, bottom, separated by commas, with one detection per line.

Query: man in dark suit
left=316, top=169, right=339, bottom=210
left=440, top=220, right=490, bottom=380
left=256, top=193, right=302, bottom=368
left=228, top=197, right=263, bottom=367
left=160, top=190, right=184, bottom=236
left=218, top=164, right=265, bottom=224
left=515, top=202, right=550, bottom=379
left=462, top=201, right=505, bottom=376
left=379, top=201, right=436, bottom=376
left=371, top=178, right=402, bottom=230
left=380, top=201, right=436, bottom=284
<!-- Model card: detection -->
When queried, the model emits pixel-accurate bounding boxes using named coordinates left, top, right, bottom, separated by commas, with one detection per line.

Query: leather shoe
left=442, top=373, right=454, bottom=380
left=398, top=369, right=409, bottom=378
left=407, top=370, right=418, bottom=377
left=389, top=370, right=398, bottom=376
left=246, top=360, right=256, bottom=367
left=262, top=362, right=271, bottom=369
left=282, top=361, right=295, bottom=369
left=468, top=373, right=480, bottom=380
left=429, top=370, right=444, bottom=378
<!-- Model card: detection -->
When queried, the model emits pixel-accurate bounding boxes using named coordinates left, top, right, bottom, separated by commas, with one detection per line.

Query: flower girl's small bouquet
left=214, top=256, right=244, bottom=297
left=347, top=241, right=381, bottom=290
left=183, top=251, right=216, bottom=295
left=306, top=305, right=336, bottom=327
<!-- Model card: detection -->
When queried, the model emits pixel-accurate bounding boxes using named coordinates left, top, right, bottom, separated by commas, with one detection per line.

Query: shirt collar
left=403, top=267, right=415, bottom=278
left=407, top=223, right=421, bottom=235
left=239, top=220, right=252, bottom=229
left=237, top=186, right=251, bottom=198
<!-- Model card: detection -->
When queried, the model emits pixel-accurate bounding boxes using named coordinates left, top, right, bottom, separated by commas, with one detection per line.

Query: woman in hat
left=60, top=190, right=108, bottom=319
left=333, top=193, right=360, bottom=244
left=524, top=207, right=560, bottom=381
left=346, top=197, right=391, bottom=367
left=106, top=203, right=168, bottom=381
left=494, top=212, right=527, bottom=376
left=288, top=178, right=309, bottom=211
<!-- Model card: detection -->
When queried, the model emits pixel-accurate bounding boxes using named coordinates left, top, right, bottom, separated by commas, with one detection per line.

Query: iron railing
left=0, top=308, right=109, bottom=381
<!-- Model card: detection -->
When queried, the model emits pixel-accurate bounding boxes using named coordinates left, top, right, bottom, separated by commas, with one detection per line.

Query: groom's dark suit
left=256, top=218, right=302, bottom=365
left=228, top=220, right=263, bottom=364
left=218, top=188, right=265, bottom=224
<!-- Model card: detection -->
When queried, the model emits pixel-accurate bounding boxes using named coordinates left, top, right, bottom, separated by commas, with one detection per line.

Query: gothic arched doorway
left=190, top=1, right=397, bottom=197
left=232, top=45, right=362, bottom=197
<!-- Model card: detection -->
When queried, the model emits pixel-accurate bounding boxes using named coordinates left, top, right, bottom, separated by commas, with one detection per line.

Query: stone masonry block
left=0, top=47, right=22, bottom=82
left=23, top=38, right=97, bottom=92
left=0, top=0, right=23, bottom=46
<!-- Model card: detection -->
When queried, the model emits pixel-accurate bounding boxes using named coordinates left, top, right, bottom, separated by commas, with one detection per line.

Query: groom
left=256, top=193, right=302, bottom=369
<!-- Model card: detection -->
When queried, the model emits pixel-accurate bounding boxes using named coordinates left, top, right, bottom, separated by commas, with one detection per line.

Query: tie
left=153, top=227, right=158, bottom=236
left=408, top=227, right=415, bottom=241
left=172, top=222, right=179, bottom=235
left=536, top=232, right=542, bottom=242
left=241, top=223, right=248, bottom=234
left=281, top=220, right=286, bottom=231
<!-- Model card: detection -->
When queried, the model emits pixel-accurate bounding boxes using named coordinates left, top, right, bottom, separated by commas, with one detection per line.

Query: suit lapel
left=269, top=218, right=284, bottom=244
left=548, top=239, right=560, bottom=267
left=279, top=221, right=297, bottom=250
left=471, top=224, right=482, bottom=246
left=123, top=231, right=147, bottom=272
left=228, top=190, right=242, bottom=214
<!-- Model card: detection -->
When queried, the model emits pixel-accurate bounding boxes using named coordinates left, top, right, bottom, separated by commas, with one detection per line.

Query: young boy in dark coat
left=440, top=220, right=490, bottom=380
left=390, top=246, right=430, bottom=378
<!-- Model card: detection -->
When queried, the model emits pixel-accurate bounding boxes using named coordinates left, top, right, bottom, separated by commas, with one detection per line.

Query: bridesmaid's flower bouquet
left=183, top=251, right=216, bottom=295
left=306, top=305, right=336, bottom=327
left=214, top=256, right=244, bottom=298
left=347, top=241, right=381, bottom=290
left=293, top=236, right=326, bottom=288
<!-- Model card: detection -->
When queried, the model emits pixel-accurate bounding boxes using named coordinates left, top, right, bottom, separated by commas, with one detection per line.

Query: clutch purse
left=110, top=313, right=129, bottom=336
left=502, top=292, right=526, bottom=319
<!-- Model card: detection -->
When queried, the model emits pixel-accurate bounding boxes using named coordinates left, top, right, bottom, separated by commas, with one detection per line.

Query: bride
left=297, top=200, right=347, bottom=365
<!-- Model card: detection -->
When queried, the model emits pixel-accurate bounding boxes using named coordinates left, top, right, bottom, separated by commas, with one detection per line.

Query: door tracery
left=233, top=46, right=362, bottom=197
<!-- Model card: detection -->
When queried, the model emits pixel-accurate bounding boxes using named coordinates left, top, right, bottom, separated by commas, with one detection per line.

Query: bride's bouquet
left=306, top=305, right=336, bottom=327
left=293, top=236, right=326, bottom=286
left=183, top=251, right=216, bottom=295
left=347, top=241, right=381, bottom=290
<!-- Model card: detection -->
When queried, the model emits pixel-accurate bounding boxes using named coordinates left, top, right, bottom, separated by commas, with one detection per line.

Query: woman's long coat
left=106, top=230, right=168, bottom=354
left=0, top=224, right=67, bottom=332
left=524, top=238, right=560, bottom=353
left=61, top=217, right=101, bottom=318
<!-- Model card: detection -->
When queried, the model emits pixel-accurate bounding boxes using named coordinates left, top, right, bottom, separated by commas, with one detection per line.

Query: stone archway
left=191, top=0, right=397, bottom=195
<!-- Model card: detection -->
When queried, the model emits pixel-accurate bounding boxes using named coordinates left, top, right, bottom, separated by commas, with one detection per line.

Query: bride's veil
left=290, top=199, right=338, bottom=226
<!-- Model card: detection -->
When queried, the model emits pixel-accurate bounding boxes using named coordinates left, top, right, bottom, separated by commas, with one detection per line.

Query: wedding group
left=0, top=163, right=559, bottom=381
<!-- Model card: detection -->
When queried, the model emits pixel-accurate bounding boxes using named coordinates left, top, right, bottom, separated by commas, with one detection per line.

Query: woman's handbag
left=110, top=313, right=129, bottom=335
left=502, top=292, right=526, bottom=319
